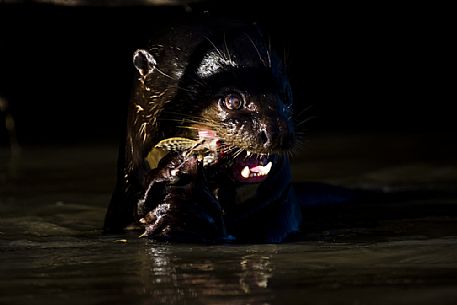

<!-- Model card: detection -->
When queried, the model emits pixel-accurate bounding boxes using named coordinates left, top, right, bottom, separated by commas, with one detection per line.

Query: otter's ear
left=133, top=49, right=156, bottom=77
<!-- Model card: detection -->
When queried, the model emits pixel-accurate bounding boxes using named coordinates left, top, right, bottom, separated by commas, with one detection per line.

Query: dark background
left=0, top=1, right=454, bottom=145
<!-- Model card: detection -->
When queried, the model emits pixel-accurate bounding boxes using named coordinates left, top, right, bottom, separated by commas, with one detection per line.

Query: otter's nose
left=258, top=117, right=294, bottom=150
left=259, top=129, right=270, bottom=147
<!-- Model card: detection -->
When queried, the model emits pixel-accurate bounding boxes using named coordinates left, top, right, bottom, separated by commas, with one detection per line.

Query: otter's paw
left=138, top=152, right=228, bottom=243
left=139, top=192, right=225, bottom=243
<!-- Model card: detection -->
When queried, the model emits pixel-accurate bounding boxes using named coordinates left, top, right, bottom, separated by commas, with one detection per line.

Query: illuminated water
left=1, top=134, right=457, bottom=305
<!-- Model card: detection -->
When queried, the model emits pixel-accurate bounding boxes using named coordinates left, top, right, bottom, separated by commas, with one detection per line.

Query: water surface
left=1, top=134, right=457, bottom=305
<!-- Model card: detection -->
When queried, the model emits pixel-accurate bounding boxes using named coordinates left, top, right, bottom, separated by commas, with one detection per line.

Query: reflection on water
left=1, top=137, right=457, bottom=305
left=239, top=253, right=272, bottom=292
left=2, top=233, right=457, bottom=305
left=138, top=245, right=275, bottom=304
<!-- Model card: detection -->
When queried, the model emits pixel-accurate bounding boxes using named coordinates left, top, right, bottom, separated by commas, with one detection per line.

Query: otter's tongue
left=195, top=128, right=273, bottom=183
left=232, top=154, right=272, bottom=183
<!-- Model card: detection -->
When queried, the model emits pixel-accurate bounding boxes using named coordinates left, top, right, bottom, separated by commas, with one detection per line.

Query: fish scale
left=154, top=137, right=198, bottom=151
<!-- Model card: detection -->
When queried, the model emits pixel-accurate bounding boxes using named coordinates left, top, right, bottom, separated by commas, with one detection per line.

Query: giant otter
left=104, top=20, right=302, bottom=243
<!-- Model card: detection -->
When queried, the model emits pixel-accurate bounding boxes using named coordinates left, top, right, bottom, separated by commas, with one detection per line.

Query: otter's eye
left=223, top=94, right=243, bottom=110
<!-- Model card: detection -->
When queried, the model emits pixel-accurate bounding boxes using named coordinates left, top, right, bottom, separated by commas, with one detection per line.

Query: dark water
left=1, top=134, right=457, bottom=305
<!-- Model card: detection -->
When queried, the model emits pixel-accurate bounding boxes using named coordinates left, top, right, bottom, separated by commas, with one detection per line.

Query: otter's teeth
left=261, top=161, right=273, bottom=175
left=246, top=151, right=251, bottom=156
left=241, top=166, right=250, bottom=178
left=240, top=161, right=273, bottom=179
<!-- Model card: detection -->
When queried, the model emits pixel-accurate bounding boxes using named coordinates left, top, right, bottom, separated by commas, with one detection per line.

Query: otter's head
left=188, top=29, right=295, bottom=183
left=134, top=24, right=296, bottom=184
left=197, top=67, right=295, bottom=183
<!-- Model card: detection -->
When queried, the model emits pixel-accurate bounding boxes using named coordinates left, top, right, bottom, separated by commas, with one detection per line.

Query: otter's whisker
left=204, top=36, right=226, bottom=60
left=223, top=33, right=232, bottom=62
left=295, top=105, right=314, bottom=118
left=244, top=33, right=268, bottom=67
left=296, top=116, right=317, bottom=127
left=232, top=148, right=244, bottom=159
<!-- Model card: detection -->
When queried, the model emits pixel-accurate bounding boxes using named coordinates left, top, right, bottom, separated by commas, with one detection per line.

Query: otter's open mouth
left=230, top=151, right=273, bottom=183
left=147, top=129, right=275, bottom=184
left=194, top=129, right=274, bottom=183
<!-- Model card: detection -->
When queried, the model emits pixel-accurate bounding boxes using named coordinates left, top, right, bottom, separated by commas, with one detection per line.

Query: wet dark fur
left=104, top=21, right=302, bottom=243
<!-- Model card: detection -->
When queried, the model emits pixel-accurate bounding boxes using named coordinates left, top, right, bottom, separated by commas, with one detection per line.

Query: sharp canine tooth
left=263, top=161, right=272, bottom=174
left=241, top=166, right=250, bottom=178
left=246, top=151, right=251, bottom=156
